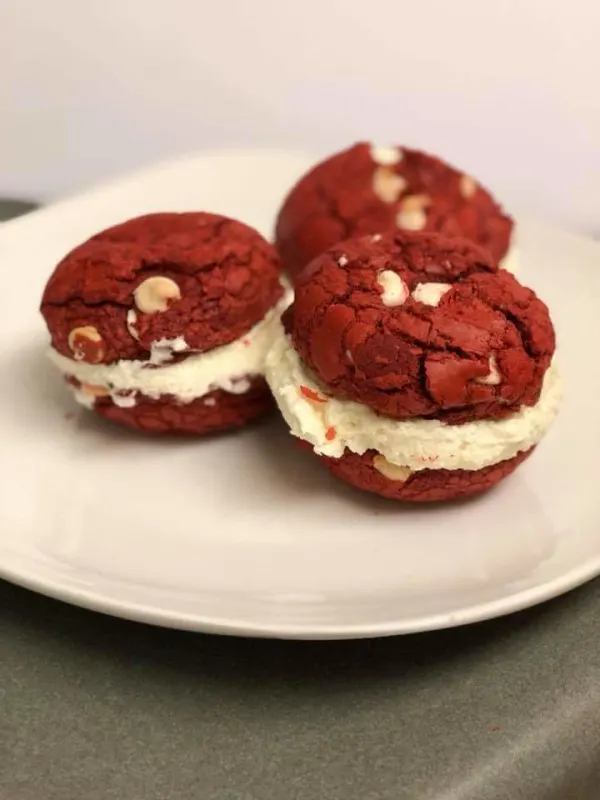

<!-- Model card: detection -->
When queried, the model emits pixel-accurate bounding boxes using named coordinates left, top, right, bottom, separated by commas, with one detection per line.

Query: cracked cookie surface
left=41, top=212, right=283, bottom=363
left=288, top=231, right=555, bottom=424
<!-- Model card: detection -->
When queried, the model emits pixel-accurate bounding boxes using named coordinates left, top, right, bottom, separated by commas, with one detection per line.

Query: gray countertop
left=2, top=577, right=600, bottom=800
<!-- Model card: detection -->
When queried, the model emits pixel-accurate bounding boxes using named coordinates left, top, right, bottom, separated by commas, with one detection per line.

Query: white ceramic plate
left=0, top=149, right=597, bottom=639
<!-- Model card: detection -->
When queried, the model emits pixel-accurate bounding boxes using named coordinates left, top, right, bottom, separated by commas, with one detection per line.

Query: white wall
left=1, top=0, right=598, bottom=233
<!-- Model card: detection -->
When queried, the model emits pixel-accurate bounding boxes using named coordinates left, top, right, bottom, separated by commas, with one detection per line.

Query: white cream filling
left=265, top=328, right=561, bottom=473
left=50, top=287, right=292, bottom=408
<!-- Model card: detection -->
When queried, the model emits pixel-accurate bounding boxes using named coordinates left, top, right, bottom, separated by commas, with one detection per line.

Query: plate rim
left=1, top=556, right=598, bottom=639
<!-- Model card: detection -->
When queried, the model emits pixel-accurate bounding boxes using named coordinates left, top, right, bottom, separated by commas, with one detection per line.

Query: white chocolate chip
left=372, top=167, right=407, bottom=203
left=369, top=145, right=403, bottom=166
left=371, top=233, right=382, bottom=242
left=338, top=255, right=348, bottom=266
left=411, top=282, right=452, bottom=307
left=377, top=270, right=409, bottom=307
left=395, top=195, right=430, bottom=231
left=396, top=209, right=427, bottom=230
left=372, top=455, right=413, bottom=483
left=460, top=174, right=478, bottom=199
left=67, top=326, right=104, bottom=363
left=400, top=194, right=430, bottom=211
left=126, top=309, right=139, bottom=340
left=474, top=353, right=502, bottom=385
left=204, top=397, right=217, bottom=407
left=133, top=276, right=181, bottom=314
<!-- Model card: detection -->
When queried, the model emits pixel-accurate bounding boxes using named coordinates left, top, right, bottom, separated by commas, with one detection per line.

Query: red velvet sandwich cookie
left=265, top=231, right=560, bottom=501
left=41, top=212, right=290, bottom=434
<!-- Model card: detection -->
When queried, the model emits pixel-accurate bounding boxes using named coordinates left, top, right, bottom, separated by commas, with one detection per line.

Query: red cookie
left=90, top=377, right=272, bottom=435
left=267, top=230, right=559, bottom=502
left=275, top=142, right=513, bottom=280
left=41, top=212, right=285, bottom=434
left=289, top=231, right=554, bottom=424
left=320, top=448, right=534, bottom=503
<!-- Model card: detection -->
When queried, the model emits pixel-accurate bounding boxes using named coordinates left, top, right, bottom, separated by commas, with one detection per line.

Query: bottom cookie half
left=319, top=447, right=534, bottom=502
left=74, top=376, right=273, bottom=435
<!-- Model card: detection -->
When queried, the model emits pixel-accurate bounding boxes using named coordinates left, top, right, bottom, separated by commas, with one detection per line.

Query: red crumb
left=325, top=426, right=336, bottom=441
left=300, top=385, right=327, bottom=403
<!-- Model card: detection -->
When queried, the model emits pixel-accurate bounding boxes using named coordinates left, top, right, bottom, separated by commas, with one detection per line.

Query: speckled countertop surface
left=2, top=578, right=600, bottom=800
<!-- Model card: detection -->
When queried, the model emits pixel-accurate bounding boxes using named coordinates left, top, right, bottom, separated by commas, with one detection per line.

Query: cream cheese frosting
left=50, top=287, right=292, bottom=408
left=265, top=327, right=561, bottom=473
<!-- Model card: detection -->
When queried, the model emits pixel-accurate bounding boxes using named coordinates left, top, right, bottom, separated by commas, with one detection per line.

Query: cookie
left=289, top=232, right=553, bottom=422
left=265, top=230, right=561, bottom=502
left=275, top=142, right=515, bottom=281
left=41, top=212, right=290, bottom=434
left=319, top=447, right=534, bottom=503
